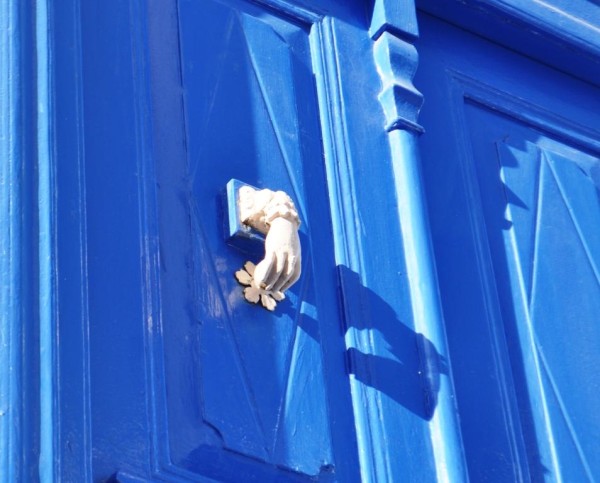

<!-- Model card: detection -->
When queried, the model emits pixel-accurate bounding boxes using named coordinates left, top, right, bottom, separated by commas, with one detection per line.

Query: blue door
left=416, top=12, right=600, bottom=482
left=82, top=0, right=364, bottom=481
left=51, top=0, right=443, bottom=481
left=146, top=0, right=358, bottom=480
left=40, top=0, right=599, bottom=481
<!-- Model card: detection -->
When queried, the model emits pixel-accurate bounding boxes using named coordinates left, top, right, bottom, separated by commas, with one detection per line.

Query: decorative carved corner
left=369, top=0, right=419, bottom=41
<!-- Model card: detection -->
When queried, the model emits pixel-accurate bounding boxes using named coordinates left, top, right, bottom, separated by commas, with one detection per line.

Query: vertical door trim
left=371, top=1, right=469, bottom=481
left=36, top=0, right=57, bottom=480
left=0, top=0, right=39, bottom=481
left=0, top=1, right=27, bottom=480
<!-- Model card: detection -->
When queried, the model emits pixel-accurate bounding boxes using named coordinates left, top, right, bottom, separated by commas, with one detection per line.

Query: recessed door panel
left=152, top=0, right=356, bottom=480
left=416, top=12, right=600, bottom=482
left=466, top=107, right=600, bottom=481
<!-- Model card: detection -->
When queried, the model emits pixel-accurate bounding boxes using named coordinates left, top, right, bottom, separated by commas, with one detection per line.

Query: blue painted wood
left=416, top=12, right=600, bottom=481
left=313, top=10, right=462, bottom=481
left=416, top=0, right=600, bottom=87
left=309, top=19, right=387, bottom=481
left=59, top=0, right=154, bottom=480
left=369, top=0, right=419, bottom=40
left=50, top=0, right=94, bottom=479
left=371, top=29, right=467, bottom=476
left=1, top=2, right=25, bottom=481
left=497, top=142, right=600, bottom=479
left=0, top=1, right=38, bottom=481
left=38, top=0, right=600, bottom=481
left=139, top=0, right=455, bottom=480
left=36, top=0, right=56, bottom=481
left=163, top=2, right=342, bottom=477
left=386, top=131, right=469, bottom=483
left=465, top=116, right=600, bottom=482
left=373, top=33, right=423, bottom=133
left=369, top=1, right=467, bottom=480
left=46, top=0, right=373, bottom=480
left=44, top=0, right=461, bottom=479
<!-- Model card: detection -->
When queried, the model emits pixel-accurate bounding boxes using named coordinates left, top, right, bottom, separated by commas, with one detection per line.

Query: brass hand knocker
left=234, top=186, right=301, bottom=311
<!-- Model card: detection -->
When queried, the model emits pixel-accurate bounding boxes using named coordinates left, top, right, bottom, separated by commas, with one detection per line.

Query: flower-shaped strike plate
left=235, top=261, right=285, bottom=311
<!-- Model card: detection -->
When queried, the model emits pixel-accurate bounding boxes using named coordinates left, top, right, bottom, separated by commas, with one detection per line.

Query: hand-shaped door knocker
left=234, top=185, right=301, bottom=311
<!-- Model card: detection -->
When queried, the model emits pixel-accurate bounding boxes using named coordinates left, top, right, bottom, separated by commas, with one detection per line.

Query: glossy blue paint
left=416, top=11, right=600, bottom=481
left=417, top=0, right=600, bottom=86
left=370, top=3, right=466, bottom=479
left=24, top=0, right=600, bottom=481
left=312, top=9, right=455, bottom=482
left=51, top=0, right=93, bottom=478
left=163, top=1, right=344, bottom=476
left=43, top=0, right=457, bottom=478
left=1, top=2, right=26, bottom=481
left=0, top=1, right=38, bottom=481
left=36, top=0, right=55, bottom=481
left=369, top=0, right=419, bottom=40
left=387, top=130, right=468, bottom=483
left=373, top=32, right=423, bottom=133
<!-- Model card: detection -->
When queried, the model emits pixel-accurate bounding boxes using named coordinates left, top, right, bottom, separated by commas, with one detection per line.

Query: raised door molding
left=369, top=1, right=468, bottom=482
left=0, top=1, right=41, bottom=481
left=416, top=0, right=600, bottom=85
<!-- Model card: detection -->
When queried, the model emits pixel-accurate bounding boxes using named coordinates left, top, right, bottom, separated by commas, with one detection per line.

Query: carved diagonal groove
left=190, top=10, right=236, bottom=180
left=545, top=154, right=600, bottom=290
left=271, top=267, right=310, bottom=454
left=528, top=151, right=545, bottom=311
left=535, top=340, right=595, bottom=480
left=237, top=12, right=307, bottom=221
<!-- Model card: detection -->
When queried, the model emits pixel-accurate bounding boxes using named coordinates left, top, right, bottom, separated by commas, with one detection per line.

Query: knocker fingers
left=279, top=256, right=301, bottom=293
left=254, top=251, right=277, bottom=290
left=272, top=254, right=298, bottom=293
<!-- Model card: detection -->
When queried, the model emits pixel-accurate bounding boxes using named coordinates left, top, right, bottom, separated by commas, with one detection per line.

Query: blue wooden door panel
left=147, top=0, right=366, bottom=481
left=178, top=1, right=331, bottom=474
left=467, top=111, right=600, bottom=480
left=49, top=0, right=491, bottom=480
left=416, top=11, right=600, bottom=482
